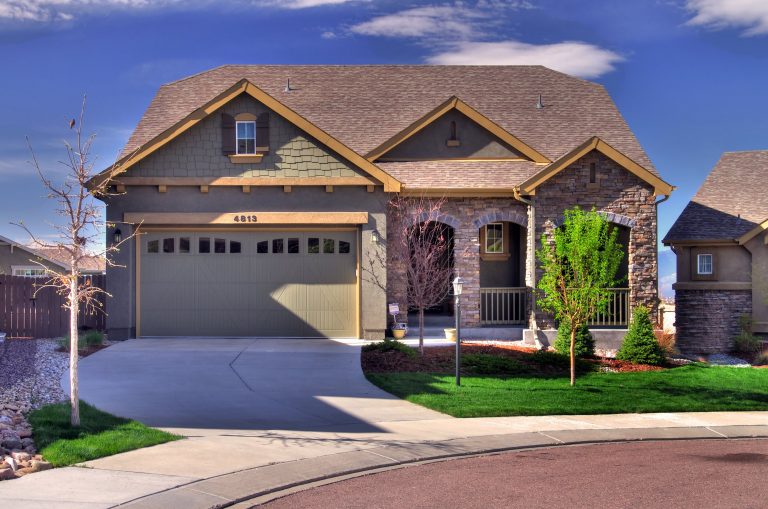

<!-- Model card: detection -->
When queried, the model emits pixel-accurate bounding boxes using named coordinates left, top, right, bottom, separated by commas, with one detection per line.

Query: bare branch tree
left=388, top=195, right=453, bottom=355
left=13, top=97, right=137, bottom=426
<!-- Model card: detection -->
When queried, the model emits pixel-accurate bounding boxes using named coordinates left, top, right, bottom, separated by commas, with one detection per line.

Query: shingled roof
left=119, top=65, right=658, bottom=189
left=664, top=151, right=768, bottom=243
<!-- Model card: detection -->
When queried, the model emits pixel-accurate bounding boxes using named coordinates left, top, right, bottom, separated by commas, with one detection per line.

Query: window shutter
left=221, top=113, right=235, bottom=155
left=255, top=112, right=270, bottom=152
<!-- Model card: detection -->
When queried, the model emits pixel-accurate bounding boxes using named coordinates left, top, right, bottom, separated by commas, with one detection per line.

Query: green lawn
left=366, top=364, right=768, bottom=417
left=28, top=401, right=182, bottom=467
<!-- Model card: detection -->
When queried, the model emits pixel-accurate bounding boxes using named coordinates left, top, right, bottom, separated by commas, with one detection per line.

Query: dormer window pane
left=236, top=121, right=256, bottom=154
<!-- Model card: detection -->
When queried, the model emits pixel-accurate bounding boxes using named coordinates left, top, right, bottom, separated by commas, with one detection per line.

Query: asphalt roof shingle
left=120, top=65, right=657, bottom=188
left=664, top=150, right=768, bottom=243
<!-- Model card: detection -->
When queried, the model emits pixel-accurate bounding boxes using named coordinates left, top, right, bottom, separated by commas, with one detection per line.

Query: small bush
left=362, top=338, right=417, bottom=358
left=553, top=323, right=595, bottom=358
left=754, top=351, right=768, bottom=366
left=462, top=354, right=530, bottom=375
left=656, top=330, right=678, bottom=358
left=733, top=314, right=762, bottom=356
left=58, top=330, right=104, bottom=352
left=616, top=307, right=665, bottom=366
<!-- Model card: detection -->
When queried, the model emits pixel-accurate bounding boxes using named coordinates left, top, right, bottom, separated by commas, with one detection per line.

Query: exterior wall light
left=371, top=230, right=381, bottom=245
left=113, top=228, right=122, bottom=244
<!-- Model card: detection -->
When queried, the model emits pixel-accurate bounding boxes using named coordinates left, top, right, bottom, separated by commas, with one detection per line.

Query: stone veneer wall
left=387, top=197, right=528, bottom=328
left=533, top=151, right=658, bottom=328
left=675, top=290, right=752, bottom=354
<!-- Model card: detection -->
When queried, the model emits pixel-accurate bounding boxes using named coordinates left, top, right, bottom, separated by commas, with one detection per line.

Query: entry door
left=139, top=231, right=357, bottom=337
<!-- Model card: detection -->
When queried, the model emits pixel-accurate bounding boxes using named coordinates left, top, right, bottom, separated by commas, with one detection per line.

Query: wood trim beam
left=738, top=218, right=768, bottom=245
left=124, top=211, right=370, bottom=225
left=115, top=176, right=377, bottom=187
left=518, top=137, right=675, bottom=197
left=401, top=187, right=517, bottom=198
left=364, top=96, right=550, bottom=164
left=89, top=79, right=401, bottom=192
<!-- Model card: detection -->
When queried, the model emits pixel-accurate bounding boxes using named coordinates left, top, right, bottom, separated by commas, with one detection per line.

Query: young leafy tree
left=388, top=195, right=453, bottom=355
left=537, top=207, right=624, bottom=386
left=14, top=99, right=134, bottom=426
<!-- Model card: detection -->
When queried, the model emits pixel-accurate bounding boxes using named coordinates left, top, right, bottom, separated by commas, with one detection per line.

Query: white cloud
left=686, top=0, right=768, bottom=35
left=350, top=5, right=485, bottom=39
left=0, top=0, right=362, bottom=23
left=426, top=40, right=624, bottom=79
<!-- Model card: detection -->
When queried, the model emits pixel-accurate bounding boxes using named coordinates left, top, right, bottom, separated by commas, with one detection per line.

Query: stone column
left=454, top=221, right=481, bottom=327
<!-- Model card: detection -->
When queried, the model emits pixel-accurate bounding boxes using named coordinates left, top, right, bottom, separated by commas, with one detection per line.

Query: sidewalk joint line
left=188, top=487, right=233, bottom=502
left=538, top=432, right=564, bottom=443
left=363, top=449, right=401, bottom=463
left=705, top=426, right=729, bottom=438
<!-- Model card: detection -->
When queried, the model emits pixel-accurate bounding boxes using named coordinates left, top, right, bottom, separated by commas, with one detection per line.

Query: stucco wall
left=130, top=94, right=366, bottom=179
left=675, top=245, right=751, bottom=283
left=746, top=234, right=768, bottom=333
left=382, top=110, right=522, bottom=161
left=104, top=186, right=388, bottom=341
left=533, top=149, right=658, bottom=327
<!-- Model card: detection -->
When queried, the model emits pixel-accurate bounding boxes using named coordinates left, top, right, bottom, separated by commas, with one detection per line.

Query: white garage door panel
left=140, top=231, right=357, bottom=337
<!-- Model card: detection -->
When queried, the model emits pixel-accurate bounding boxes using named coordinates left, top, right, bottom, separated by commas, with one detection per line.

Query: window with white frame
left=236, top=121, right=256, bottom=154
left=12, top=266, right=47, bottom=277
left=697, top=253, right=713, bottom=275
left=484, top=223, right=504, bottom=254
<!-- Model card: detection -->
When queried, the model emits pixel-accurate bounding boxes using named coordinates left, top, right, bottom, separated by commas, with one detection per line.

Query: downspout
left=514, top=187, right=538, bottom=335
left=655, top=192, right=672, bottom=323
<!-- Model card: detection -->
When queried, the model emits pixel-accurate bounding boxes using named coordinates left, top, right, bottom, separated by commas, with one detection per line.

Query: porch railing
left=587, top=288, right=630, bottom=327
left=480, top=287, right=527, bottom=326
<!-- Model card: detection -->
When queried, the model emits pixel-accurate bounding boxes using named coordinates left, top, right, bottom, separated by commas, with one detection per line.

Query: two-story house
left=93, top=65, right=672, bottom=342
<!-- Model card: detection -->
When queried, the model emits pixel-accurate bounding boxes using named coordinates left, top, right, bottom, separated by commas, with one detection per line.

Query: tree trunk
left=418, top=307, right=425, bottom=356
left=570, top=326, right=576, bottom=387
left=69, top=277, right=80, bottom=427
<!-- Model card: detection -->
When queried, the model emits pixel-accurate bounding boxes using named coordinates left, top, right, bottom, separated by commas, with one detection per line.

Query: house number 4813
left=234, top=215, right=257, bottom=223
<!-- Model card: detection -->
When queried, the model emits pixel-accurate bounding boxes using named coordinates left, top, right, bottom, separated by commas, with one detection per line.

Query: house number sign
left=233, top=214, right=258, bottom=223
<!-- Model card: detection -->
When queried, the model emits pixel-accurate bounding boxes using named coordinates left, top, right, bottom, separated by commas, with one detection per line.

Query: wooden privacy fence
left=0, top=274, right=106, bottom=339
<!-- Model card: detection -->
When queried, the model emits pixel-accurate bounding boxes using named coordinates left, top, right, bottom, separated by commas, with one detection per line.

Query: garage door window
left=214, top=238, right=226, bottom=254
left=163, top=238, right=175, bottom=253
left=230, top=241, right=242, bottom=254
left=199, top=237, right=211, bottom=254
left=257, top=241, right=268, bottom=253
left=288, top=238, right=300, bottom=254
left=339, top=241, right=351, bottom=254
left=323, top=239, right=335, bottom=253
left=179, top=237, right=191, bottom=254
left=273, top=238, right=284, bottom=254
left=308, top=237, right=320, bottom=254
left=147, top=240, right=159, bottom=253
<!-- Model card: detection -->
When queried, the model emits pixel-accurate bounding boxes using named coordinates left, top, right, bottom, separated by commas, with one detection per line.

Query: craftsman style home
left=96, top=65, right=672, bottom=341
left=664, top=151, right=768, bottom=354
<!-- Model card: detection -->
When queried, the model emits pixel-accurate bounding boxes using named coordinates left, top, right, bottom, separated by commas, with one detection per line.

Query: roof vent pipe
left=284, top=78, right=292, bottom=92
left=536, top=94, right=544, bottom=109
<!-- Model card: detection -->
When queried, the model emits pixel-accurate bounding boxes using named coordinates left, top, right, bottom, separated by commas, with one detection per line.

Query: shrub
left=553, top=323, right=595, bottom=358
left=462, top=354, right=530, bottom=375
left=616, top=307, right=665, bottom=366
left=754, top=351, right=768, bottom=366
left=362, top=338, right=417, bottom=358
left=656, top=330, right=678, bottom=358
left=733, top=314, right=762, bottom=356
left=58, top=330, right=104, bottom=352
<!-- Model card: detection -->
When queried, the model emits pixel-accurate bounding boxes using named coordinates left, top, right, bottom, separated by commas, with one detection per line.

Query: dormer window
left=236, top=121, right=256, bottom=154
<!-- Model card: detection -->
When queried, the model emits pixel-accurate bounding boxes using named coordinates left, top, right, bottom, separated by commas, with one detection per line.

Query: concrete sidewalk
left=1, top=411, right=767, bottom=508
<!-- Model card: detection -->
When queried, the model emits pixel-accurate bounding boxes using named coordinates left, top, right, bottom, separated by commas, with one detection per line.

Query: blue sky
left=1, top=0, right=767, bottom=256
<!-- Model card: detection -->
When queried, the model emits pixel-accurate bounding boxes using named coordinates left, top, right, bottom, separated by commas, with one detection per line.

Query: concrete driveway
left=72, top=337, right=445, bottom=432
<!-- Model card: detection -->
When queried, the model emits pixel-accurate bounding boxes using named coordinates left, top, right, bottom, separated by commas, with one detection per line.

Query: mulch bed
left=362, top=343, right=668, bottom=376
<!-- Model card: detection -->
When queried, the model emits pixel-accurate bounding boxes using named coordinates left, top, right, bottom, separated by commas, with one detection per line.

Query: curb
left=116, top=425, right=768, bottom=509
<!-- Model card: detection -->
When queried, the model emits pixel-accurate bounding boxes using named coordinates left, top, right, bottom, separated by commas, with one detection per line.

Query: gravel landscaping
left=0, top=338, right=69, bottom=480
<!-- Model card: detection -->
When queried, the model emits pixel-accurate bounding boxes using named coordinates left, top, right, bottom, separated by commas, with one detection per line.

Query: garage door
left=139, top=230, right=357, bottom=337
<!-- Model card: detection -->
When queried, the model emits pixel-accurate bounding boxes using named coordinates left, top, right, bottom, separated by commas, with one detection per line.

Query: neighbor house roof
left=664, top=150, right=768, bottom=243
left=113, top=65, right=661, bottom=192
left=34, top=247, right=106, bottom=273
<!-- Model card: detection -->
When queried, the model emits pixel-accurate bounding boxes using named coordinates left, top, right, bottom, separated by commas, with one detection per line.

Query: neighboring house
left=93, top=65, right=673, bottom=341
left=664, top=151, right=768, bottom=354
left=0, top=235, right=105, bottom=277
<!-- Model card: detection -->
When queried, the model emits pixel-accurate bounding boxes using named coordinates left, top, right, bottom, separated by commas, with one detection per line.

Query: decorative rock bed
left=0, top=339, right=68, bottom=480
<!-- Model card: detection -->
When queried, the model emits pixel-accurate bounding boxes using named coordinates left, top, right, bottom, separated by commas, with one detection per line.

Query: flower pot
left=392, top=329, right=407, bottom=340
left=445, top=328, right=457, bottom=342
